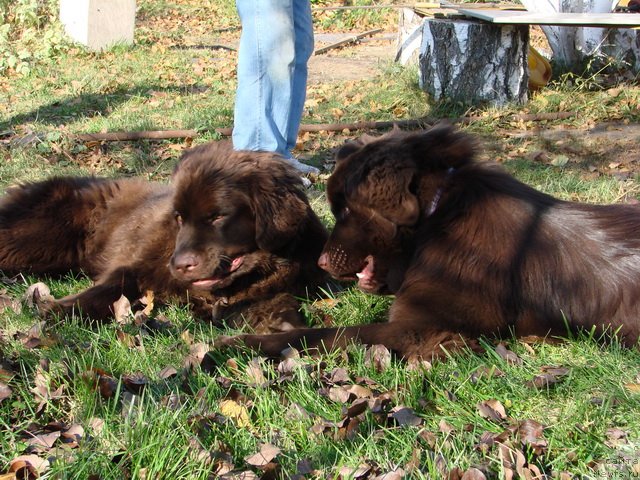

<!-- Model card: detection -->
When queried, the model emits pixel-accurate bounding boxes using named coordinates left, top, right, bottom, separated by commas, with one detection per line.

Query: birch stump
left=419, top=18, right=529, bottom=106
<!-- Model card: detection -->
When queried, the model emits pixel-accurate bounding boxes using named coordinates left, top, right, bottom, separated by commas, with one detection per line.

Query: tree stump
left=419, top=18, right=529, bottom=106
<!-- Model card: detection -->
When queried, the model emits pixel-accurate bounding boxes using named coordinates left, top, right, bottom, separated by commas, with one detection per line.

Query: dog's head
left=319, top=125, right=475, bottom=292
left=169, top=142, right=313, bottom=290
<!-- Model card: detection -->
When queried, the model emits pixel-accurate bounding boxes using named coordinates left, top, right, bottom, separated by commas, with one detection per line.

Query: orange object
left=528, top=46, right=552, bottom=90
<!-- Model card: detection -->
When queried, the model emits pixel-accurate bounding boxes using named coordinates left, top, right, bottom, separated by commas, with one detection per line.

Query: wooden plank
left=458, top=9, right=640, bottom=27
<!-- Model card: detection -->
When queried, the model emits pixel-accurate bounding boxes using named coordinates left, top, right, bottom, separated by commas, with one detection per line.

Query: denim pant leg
left=233, top=0, right=313, bottom=158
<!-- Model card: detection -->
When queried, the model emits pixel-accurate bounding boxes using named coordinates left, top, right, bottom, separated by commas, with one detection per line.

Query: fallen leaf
left=526, top=366, right=569, bottom=389
left=23, top=282, right=54, bottom=309
left=365, top=344, right=391, bottom=372
left=605, top=427, right=628, bottom=447
left=624, top=383, right=640, bottom=394
left=517, top=419, right=547, bottom=455
left=325, top=367, right=351, bottom=385
left=219, top=399, right=251, bottom=428
left=158, top=366, right=178, bottom=380
left=26, top=431, right=60, bottom=452
left=337, top=464, right=370, bottom=479
left=344, top=397, right=369, bottom=418
left=245, top=358, right=267, bottom=387
left=244, top=443, right=281, bottom=467
left=113, top=295, right=132, bottom=324
left=495, top=344, right=522, bottom=365
left=0, top=293, right=21, bottom=314
left=9, top=454, right=50, bottom=478
left=183, top=342, right=210, bottom=370
left=461, top=468, right=487, bottom=480
left=390, top=406, right=422, bottom=427
left=372, top=468, right=406, bottom=480
left=122, top=372, right=148, bottom=395
left=0, top=381, right=12, bottom=403
left=477, top=399, right=507, bottom=422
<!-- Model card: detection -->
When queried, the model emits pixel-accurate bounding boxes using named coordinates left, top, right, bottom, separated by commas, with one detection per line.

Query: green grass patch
left=2, top=0, right=640, bottom=478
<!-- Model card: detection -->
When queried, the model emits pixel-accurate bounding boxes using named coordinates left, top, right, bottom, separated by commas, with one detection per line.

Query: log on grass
left=419, top=18, right=529, bottom=106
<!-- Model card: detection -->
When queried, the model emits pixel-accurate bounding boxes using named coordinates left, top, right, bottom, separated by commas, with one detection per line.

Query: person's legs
left=285, top=0, right=313, bottom=154
left=233, top=0, right=317, bottom=173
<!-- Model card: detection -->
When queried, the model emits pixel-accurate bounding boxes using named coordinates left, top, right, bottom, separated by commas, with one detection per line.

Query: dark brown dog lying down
left=228, top=125, right=640, bottom=358
left=0, top=143, right=328, bottom=332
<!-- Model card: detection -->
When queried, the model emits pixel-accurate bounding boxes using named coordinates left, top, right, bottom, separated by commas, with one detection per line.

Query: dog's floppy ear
left=409, top=124, right=476, bottom=170
left=250, top=169, right=310, bottom=252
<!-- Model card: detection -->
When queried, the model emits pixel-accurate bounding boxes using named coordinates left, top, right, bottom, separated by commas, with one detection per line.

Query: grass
left=2, top=0, right=640, bottom=478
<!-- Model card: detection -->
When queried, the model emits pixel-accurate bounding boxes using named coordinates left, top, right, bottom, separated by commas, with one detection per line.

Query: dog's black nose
left=171, top=252, right=200, bottom=274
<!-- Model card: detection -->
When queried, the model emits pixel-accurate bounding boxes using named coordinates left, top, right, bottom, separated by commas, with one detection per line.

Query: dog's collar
left=427, top=167, right=455, bottom=216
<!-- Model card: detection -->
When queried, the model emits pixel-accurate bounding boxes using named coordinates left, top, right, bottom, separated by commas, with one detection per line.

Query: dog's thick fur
left=0, top=143, right=328, bottom=332
left=231, top=125, right=640, bottom=358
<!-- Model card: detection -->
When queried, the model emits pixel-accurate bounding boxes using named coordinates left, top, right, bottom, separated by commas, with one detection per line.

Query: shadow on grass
left=1, top=83, right=215, bottom=132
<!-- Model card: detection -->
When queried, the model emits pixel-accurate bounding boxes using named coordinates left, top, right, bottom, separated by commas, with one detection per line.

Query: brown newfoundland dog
left=0, top=143, right=327, bottom=332
left=228, top=125, right=640, bottom=358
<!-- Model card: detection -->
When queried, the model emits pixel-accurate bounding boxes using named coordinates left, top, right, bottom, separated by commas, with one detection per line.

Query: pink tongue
left=355, top=256, right=375, bottom=285
left=192, top=256, right=244, bottom=289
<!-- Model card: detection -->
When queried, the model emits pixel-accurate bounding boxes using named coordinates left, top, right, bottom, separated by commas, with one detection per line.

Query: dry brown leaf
left=328, top=386, right=352, bottom=404
left=372, top=468, right=405, bottom=480
left=344, top=397, right=369, bottom=418
left=605, top=427, right=628, bottom=447
left=23, top=282, right=54, bottom=309
left=122, top=372, right=148, bottom=395
left=9, top=454, right=50, bottom=478
left=517, top=419, right=547, bottom=455
left=624, top=383, right=640, bottom=393
left=495, top=344, right=522, bottom=365
left=83, top=368, right=118, bottom=399
left=0, top=381, right=12, bottom=403
left=461, top=468, right=487, bottom=480
left=158, top=366, right=178, bottom=380
left=244, top=358, right=267, bottom=387
left=390, top=406, right=422, bottom=427
left=113, top=295, right=132, bottom=324
left=115, top=328, right=138, bottom=348
left=244, top=443, right=281, bottom=467
left=439, top=419, right=455, bottom=434
left=183, top=342, right=210, bottom=370
left=365, top=344, right=391, bottom=372
left=0, top=293, right=21, bottom=314
left=477, top=399, right=507, bottom=422
left=337, top=464, right=371, bottom=479
left=139, top=290, right=154, bottom=316
left=60, top=424, right=84, bottom=448
left=26, top=431, right=60, bottom=452
left=326, top=367, right=351, bottom=385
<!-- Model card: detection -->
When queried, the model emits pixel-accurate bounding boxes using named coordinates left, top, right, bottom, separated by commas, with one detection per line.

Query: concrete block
left=60, top=0, right=136, bottom=51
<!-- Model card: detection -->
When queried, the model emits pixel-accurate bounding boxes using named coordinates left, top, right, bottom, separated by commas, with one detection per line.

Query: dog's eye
left=174, top=212, right=183, bottom=227
left=211, top=214, right=225, bottom=226
left=340, top=207, right=350, bottom=219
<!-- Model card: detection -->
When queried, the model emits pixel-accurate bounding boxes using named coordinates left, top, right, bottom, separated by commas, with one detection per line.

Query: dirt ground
left=308, top=32, right=398, bottom=84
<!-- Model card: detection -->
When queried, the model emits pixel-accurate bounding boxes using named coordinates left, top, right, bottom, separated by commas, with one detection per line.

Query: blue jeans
left=233, top=0, right=313, bottom=159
